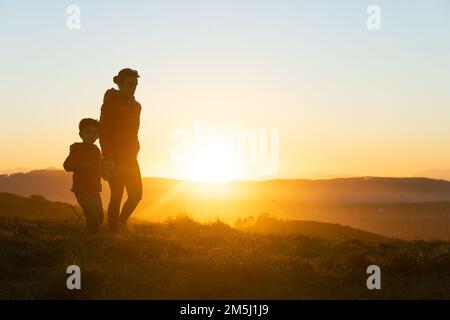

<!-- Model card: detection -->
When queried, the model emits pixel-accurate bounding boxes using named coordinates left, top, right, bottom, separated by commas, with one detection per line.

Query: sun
left=186, top=142, right=242, bottom=182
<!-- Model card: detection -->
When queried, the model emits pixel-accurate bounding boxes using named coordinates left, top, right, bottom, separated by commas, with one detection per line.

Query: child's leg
left=75, top=193, right=101, bottom=234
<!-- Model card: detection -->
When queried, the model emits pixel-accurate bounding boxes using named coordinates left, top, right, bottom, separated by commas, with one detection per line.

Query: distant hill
left=0, top=169, right=109, bottom=205
left=2, top=169, right=450, bottom=240
left=414, top=169, right=450, bottom=181
left=236, top=213, right=390, bottom=242
left=0, top=193, right=76, bottom=220
left=3, top=169, right=450, bottom=205
left=0, top=192, right=390, bottom=242
left=0, top=167, right=30, bottom=175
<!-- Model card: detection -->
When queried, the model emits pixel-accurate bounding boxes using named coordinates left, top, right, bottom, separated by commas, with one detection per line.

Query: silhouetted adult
left=99, top=68, right=142, bottom=234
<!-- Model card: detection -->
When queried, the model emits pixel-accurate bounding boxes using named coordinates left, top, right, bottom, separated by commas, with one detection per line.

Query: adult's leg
left=94, top=193, right=104, bottom=230
left=119, top=159, right=143, bottom=223
left=108, top=167, right=125, bottom=232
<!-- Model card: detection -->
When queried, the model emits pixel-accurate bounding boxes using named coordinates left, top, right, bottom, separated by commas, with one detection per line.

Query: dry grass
left=0, top=216, right=449, bottom=299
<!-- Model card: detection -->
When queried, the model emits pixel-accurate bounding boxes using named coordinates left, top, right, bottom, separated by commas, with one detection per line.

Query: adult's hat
left=113, top=68, right=140, bottom=84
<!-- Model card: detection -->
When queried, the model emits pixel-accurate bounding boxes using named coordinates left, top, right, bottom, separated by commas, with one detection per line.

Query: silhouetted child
left=64, top=118, right=104, bottom=234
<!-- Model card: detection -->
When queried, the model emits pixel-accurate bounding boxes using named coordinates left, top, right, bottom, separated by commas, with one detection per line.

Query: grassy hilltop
left=0, top=213, right=449, bottom=299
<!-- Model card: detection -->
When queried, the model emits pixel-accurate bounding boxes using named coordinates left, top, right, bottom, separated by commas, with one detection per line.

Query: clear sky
left=1, top=0, right=450, bottom=180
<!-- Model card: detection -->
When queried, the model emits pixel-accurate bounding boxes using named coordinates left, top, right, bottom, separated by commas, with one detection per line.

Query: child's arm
left=63, top=146, right=82, bottom=172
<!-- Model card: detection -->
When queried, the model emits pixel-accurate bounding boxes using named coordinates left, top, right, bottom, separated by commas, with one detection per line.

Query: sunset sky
left=1, top=0, right=450, bottom=180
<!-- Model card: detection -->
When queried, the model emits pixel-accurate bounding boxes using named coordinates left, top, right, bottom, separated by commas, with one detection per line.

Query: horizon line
left=1, top=167, right=449, bottom=183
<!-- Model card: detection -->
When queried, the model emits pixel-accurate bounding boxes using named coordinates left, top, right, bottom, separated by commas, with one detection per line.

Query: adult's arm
left=99, top=99, right=114, bottom=160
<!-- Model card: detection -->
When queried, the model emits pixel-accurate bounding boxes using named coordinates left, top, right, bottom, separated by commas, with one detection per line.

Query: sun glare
left=186, top=142, right=242, bottom=182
